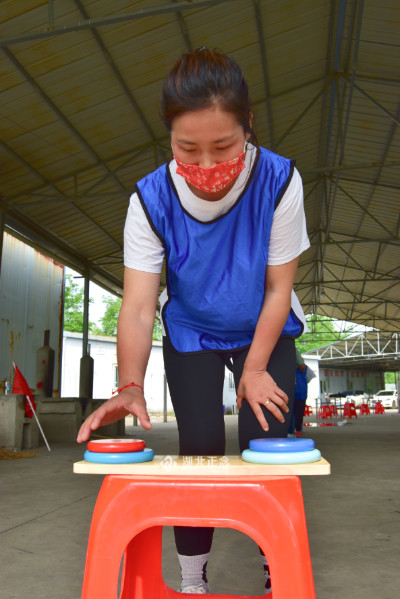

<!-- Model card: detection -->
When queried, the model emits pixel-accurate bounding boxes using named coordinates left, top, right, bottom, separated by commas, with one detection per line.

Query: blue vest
left=136, top=147, right=303, bottom=353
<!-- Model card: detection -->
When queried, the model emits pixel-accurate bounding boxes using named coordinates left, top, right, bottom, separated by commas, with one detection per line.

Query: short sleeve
left=267, top=168, right=310, bottom=265
left=123, top=193, right=165, bottom=273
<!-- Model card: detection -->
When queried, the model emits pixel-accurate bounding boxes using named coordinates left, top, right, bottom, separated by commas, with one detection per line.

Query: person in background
left=289, top=363, right=308, bottom=436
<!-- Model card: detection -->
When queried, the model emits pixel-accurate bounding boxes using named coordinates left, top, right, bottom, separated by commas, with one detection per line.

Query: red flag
left=12, top=364, right=36, bottom=418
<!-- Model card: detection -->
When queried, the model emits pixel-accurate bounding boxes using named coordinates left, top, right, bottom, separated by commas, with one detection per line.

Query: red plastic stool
left=318, top=405, right=332, bottom=419
left=374, top=402, right=385, bottom=414
left=304, top=405, right=313, bottom=416
left=81, top=474, right=317, bottom=599
left=359, top=403, right=370, bottom=415
left=343, top=402, right=357, bottom=418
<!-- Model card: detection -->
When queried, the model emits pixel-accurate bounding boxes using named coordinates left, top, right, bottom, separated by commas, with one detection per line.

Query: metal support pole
left=82, top=269, right=90, bottom=356
left=80, top=269, right=94, bottom=403
left=0, top=209, right=4, bottom=278
left=163, top=372, right=168, bottom=422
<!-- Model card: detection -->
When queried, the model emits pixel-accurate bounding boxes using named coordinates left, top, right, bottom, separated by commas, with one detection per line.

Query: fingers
left=236, top=387, right=244, bottom=410
left=236, top=374, right=290, bottom=432
left=135, top=405, right=152, bottom=430
left=77, top=415, right=97, bottom=443
left=262, top=394, right=288, bottom=423
left=76, top=390, right=152, bottom=443
left=269, top=387, right=290, bottom=415
left=77, top=405, right=113, bottom=443
left=253, top=403, right=270, bottom=432
left=252, top=394, right=289, bottom=432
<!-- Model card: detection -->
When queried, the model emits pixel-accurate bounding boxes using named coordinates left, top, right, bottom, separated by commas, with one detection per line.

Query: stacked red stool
left=374, top=401, right=385, bottom=414
left=359, top=403, right=370, bottom=415
left=343, top=402, right=357, bottom=418
left=318, top=405, right=333, bottom=419
left=330, top=405, right=338, bottom=416
left=304, top=405, right=313, bottom=416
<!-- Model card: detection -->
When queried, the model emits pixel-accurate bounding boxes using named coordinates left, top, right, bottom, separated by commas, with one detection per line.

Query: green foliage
left=98, top=296, right=122, bottom=336
left=63, top=274, right=162, bottom=339
left=384, top=372, right=397, bottom=385
left=63, top=274, right=96, bottom=333
left=96, top=296, right=162, bottom=340
left=153, top=317, right=162, bottom=341
left=298, top=314, right=357, bottom=354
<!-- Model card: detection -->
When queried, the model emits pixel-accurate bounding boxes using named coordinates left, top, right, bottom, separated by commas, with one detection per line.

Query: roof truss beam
left=2, top=46, right=126, bottom=193
left=72, top=0, right=156, bottom=142
left=0, top=0, right=239, bottom=46
left=252, top=0, right=275, bottom=148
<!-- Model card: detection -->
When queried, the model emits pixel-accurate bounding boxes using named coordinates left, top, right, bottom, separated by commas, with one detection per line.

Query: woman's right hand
left=76, top=387, right=152, bottom=443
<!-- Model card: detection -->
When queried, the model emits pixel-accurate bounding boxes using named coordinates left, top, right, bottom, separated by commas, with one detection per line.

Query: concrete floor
left=1, top=412, right=399, bottom=598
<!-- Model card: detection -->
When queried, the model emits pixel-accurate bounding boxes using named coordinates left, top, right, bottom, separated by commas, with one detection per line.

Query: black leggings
left=163, top=335, right=296, bottom=556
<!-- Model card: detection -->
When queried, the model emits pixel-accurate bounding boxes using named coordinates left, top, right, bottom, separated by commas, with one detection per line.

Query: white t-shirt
left=124, top=144, right=310, bottom=332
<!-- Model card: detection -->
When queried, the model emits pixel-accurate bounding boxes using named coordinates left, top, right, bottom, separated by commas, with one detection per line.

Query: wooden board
left=73, top=454, right=330, bottom=476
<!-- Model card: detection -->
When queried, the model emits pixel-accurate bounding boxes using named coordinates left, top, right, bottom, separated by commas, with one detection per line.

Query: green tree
left=297, top=314, right=356, bottom=353
left=95, top=294, right=162, bottom=340
left=97, top=296, right=122, bottom=336
left=153, top=316, right=162, bottom=341
left=384, top=372, right=397, bottom=385
left=63, top=274, right=96, bottom=332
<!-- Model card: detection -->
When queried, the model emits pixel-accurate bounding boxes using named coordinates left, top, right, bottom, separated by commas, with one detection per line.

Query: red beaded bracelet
left=113, top=382, right=144, bottom=395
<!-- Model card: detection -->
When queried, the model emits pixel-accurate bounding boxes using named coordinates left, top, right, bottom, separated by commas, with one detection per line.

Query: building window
left=228, top=372, right=235, bottom=390
left=113, top=364, right=118, bottom=390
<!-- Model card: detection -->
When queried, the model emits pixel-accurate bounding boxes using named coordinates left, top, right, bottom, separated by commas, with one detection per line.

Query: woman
left=78, top=48, right=310, bottom=594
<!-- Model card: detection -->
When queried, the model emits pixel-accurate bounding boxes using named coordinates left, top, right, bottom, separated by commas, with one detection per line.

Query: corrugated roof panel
left=339, top=181, right=398, bottom=237
left=1, top=0, right=44, bottom=23
left=0, top=151, right=42, bottom=191
left=1, top=81, right=56, bottom=127
left=2, top=1, right=72, bottom=38
left=13, top=32, right=101, bottom=78
left=0, top=232, right=63, bottom=385
left=8, top=128, right=91, bottom=172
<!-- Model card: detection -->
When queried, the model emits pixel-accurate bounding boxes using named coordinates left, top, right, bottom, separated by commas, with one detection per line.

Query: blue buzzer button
left=249, top=438, right=315, bottom=453
left=242, top=448, right=321, bottom=465
left=84, top=447, right=155, bottom=464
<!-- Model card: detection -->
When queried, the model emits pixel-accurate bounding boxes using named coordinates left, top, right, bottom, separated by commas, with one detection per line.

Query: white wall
left=62, top=333, right=386, bottom=413
left=318, top=364, right=384, bottom=396
left=61, top=333, right=173, bottom=412
left=0, top=233, right=63, bottom=391
left=61, top=332, right=238, bottom=413
left=304, top=356, right=320, bottom=404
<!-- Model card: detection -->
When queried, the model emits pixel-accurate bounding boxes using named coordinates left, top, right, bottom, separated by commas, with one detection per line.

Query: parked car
left=328, top=391, right=369, bottom=408
left=372, top=389, right=398, bottom=409
left=344, top=392, right=370, bottom=408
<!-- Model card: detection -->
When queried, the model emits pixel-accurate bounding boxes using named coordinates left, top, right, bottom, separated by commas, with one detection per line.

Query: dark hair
left=161, top=48, right=257, bottom=145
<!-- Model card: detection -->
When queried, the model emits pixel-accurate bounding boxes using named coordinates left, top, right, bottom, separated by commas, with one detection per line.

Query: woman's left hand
left=236, top=369, right=289, bottom=431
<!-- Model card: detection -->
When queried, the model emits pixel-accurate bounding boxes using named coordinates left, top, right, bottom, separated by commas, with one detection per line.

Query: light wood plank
left=73, top=455, right=330, bottom=476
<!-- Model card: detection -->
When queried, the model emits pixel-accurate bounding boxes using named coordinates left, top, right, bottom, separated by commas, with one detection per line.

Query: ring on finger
left=264, top=400, right=270, bottom=406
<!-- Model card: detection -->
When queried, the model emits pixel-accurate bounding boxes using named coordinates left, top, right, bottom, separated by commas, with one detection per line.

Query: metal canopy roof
left=1, top=0, right=399, bottom=331
left=303, top=331, right=400, bottom=373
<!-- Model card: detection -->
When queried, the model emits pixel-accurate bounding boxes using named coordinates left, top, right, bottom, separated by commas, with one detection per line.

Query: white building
left=61, top=331, right=239, bottom=413
left=63, top=333, right=388, bottom=414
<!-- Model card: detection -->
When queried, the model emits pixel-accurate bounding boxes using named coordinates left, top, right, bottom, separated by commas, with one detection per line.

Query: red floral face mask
left=174, top=148, right=246, bottom=194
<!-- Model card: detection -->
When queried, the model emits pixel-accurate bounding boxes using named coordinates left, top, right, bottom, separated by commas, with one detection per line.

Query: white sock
left=262, top=555, right=272, bottom=595
left=178, top=552, right=210, bottom=590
